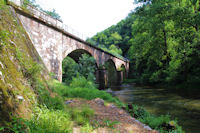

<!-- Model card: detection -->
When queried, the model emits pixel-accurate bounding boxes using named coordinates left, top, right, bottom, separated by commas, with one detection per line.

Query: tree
left=62, top=54, right=96, bottom=84
left=44, top=9, right=61, bottom=20
left=77, top=54, right=96, bottom=81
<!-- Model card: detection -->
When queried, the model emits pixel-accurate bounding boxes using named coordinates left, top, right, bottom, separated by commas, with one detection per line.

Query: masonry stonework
left=10, top=2, right=129, bottom=83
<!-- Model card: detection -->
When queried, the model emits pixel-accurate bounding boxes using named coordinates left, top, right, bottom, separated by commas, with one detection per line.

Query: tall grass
left=67, top=105, right=94, bottom=126
left=28, top=107, right=72, bottom=133
left=49, top=77, right=124, bottom=107
left=1, top=105, right=95, bottom=133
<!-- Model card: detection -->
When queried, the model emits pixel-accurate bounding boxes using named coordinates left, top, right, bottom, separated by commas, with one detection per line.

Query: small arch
left=120, top=64, right=127, bottom=79
left=67, top=49, right=93, bottom=63
left=104, top=59, right=117, bottom=86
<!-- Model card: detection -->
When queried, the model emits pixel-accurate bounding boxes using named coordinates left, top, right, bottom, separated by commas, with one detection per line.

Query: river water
left=108, top=84, right=200, bottom=133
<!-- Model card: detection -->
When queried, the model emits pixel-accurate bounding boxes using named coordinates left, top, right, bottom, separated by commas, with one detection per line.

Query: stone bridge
left=8, top=0, right=129, bottom=88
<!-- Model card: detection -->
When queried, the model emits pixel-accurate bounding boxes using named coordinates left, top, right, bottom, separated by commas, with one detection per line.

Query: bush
left=126, top=104, right=184, bottom=132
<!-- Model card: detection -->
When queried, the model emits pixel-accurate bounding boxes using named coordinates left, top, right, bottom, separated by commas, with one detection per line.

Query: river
left=108, top=84, right=200, bottom=133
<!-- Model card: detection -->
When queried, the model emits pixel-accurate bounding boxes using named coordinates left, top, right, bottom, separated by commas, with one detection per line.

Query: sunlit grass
left=28, top=106, right=72, bottom=133
left=49, top=77, right=124, bottom=107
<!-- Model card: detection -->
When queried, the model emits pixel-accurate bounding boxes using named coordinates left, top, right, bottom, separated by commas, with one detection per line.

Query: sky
left=35, top=0, right=138, bottom=38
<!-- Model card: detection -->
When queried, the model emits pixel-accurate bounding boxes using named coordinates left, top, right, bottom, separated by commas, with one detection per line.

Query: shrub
left=0, top=117, right=28, bottom=133
left=126, top=104, right=184, bottom=132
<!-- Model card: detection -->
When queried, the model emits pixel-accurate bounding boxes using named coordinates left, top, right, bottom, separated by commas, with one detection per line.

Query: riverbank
left=0, top=77, right=184, bottom=132
left=123, top=78, right=200, bottom=90
left=109, top=82, right=200, bottom=133
left=67, top=98, right=157, bottom=133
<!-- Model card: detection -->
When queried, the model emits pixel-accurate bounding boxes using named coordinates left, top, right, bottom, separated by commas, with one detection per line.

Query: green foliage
left=49, top=79, right=123, bottom=107
left=126, top=104, right=184, bottom=132
left=43, top=9, right=61, bottom=20
left=128, top=0, right=200, bottom=86
left=90, top=0, right=200, bottom=87
left=15, top=48, right=64, bottom=110
left=1, top=105, right=94, bottom=133
left=0, top=30, right=10, bottom=49
left=103, top=120, right=120, bottom=129
left=62, top=54, right=96, bottom=84
left=69, top=105, right=94, bottom=125
left=109, top=44, right=122, bottom=55
left=28, top=107, right=72, bottom=133
left=70, top=76, right=96, bottom=90
left=22, top=0, right=61, bottom=20
left=77, top=54, right=96, bottom=81
left=36, top=82, right=64, bottom=110
left=62, top=57, right=77, bottom=84
left=0, top=0, right=6, bottom=6
left=80, top=123, right=93, bottom=133
left=5, top=117, right=28, bottom=133
left=88, top=14, right=135, bottom=56
left=15, top=48, right=41, bottom=80
left=98, top=45, right=124, bottom=59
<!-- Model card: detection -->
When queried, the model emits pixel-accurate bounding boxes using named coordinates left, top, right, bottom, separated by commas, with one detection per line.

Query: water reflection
left=108, top=84, right=200, bottom=133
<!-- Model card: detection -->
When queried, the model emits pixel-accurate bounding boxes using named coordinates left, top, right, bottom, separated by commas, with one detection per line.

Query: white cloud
left=35, top=0, right=137, bottom=37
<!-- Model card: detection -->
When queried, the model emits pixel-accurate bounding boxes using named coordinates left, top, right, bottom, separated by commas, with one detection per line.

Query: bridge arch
left=64, top=49, right=95, bottom=63
left=120, top=64, right=127, bottom=79
left=104, top=59, right=118, bottom=86
left=62, top=48, right=99, bottom=82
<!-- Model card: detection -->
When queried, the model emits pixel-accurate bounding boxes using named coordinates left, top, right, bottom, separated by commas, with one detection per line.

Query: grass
left=49, top=77, right=124, bottom=107
left=48, top=76, right=184, bottom=132
left=68, top=105, right=94, bottom=126
left=28, top=106, right=72, bottom=133
left=0, top=75, right=184, bottom=133
left=1, top=105, right=95, bottom=133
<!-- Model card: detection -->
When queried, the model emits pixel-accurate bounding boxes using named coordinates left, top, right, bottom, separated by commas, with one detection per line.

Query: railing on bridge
left=8, top=0, right=88, bottom=41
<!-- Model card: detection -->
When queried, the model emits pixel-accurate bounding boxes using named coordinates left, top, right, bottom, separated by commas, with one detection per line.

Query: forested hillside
left=89, top=0, right=200, bottom=87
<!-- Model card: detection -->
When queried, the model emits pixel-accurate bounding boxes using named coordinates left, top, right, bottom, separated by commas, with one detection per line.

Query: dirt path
left=67, top=98, right=158, bottom=133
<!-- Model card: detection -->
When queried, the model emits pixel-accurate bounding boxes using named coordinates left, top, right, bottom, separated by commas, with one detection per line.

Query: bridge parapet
left=7, top=0, right=87, bottom=40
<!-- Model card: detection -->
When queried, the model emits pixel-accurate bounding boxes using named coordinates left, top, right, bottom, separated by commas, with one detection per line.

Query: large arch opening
left=104, top=59, right=117, bottom=87
left=62, top=49, right=98, bottom=84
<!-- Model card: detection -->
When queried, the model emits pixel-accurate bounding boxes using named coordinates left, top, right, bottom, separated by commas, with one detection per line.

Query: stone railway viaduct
left=8, top=0, right=129, bottom=88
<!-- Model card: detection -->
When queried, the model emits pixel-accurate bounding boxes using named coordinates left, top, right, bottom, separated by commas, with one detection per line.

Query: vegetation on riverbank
left=1, top=77, right=184, bottom=132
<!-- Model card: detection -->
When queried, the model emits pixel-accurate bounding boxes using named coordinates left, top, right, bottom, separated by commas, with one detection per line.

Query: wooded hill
left=88, top=0, right=200, bottom=87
